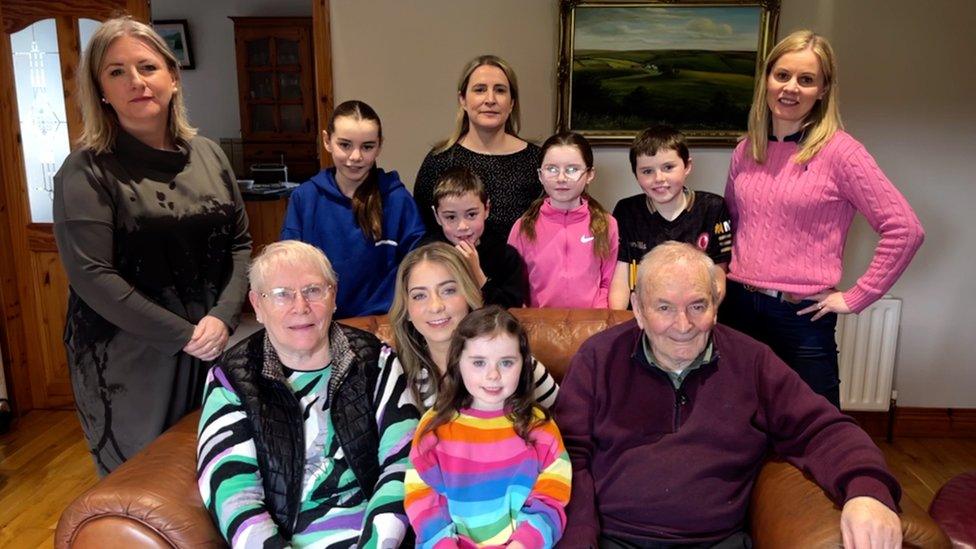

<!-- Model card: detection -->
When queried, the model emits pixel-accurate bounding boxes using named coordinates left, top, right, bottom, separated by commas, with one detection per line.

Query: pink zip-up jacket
left=508, top=198, right=618, bottom=308
left=725, top=131, right=924, bottom=313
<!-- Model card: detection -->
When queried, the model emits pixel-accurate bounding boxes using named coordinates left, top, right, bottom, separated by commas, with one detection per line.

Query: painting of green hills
left=569, top=5, right=765, bottom=135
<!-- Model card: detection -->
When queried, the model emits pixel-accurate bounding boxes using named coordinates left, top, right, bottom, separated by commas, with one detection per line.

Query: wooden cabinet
left=231, top=17, right=320, bottom=182
left=243, top=196, right=289, bottom=257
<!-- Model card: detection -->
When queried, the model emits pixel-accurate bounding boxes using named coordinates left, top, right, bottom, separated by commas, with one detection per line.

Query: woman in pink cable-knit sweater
left=720, top=30, right=924, bottom=408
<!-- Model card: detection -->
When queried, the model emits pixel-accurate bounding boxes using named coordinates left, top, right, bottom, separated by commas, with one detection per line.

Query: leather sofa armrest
left=749, top=459, right=950, bottom=549
left=55, top=411, right=225, bottom=549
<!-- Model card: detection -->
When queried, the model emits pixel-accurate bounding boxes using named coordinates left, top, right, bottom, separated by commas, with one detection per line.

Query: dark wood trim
left=27, top=224, right=58, bottom=253
left=0, top=1, right=150, bottom=414
left=1, top=0, right=147, bottom=34
left=312, top=0, right=333, bottom=169
left=0, top=0, right=40, bottom=415
left=892, top=407, right=976, bottom=438
left=55, top=15, right=83, bottom=147
left=848, top=407, right=976, bottom=439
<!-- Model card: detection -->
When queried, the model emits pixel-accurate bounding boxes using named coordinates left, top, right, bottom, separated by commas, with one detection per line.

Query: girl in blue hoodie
left=281, top=100, right=425, bottom=318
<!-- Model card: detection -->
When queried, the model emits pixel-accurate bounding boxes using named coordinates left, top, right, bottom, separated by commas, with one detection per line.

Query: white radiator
left=837, top=297, right=901, bottom=411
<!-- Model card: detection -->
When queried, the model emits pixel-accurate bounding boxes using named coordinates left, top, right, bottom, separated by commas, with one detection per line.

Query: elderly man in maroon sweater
left=554, top=242, right=901, bottom=549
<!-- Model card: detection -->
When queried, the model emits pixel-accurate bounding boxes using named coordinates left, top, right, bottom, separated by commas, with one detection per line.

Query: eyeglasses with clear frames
left=260, top=283, right=334, bottom=308
left=539, top=164, right=589, bottom=182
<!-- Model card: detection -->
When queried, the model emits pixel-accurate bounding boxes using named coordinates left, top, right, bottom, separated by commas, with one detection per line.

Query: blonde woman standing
left=414, top=55, right=543, bottom=243
left=720, top=30, right=924, bottom=408
left=53, top=17, right=250, bottom=475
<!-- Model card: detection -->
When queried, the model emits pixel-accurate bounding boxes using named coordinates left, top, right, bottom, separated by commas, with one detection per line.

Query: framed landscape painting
left=556, top=0, right=780, bottom=145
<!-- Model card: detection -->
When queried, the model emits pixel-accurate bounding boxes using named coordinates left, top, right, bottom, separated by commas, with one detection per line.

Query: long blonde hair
left=746, top=29, right=842, bottom=164
left=390, top=243, right=483, bottom=407
left=78, top=16, right=196, bottom=153
left=432, top=55, right=522, bottom=155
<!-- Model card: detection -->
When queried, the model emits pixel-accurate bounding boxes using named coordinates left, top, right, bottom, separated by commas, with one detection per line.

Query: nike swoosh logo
left=374, top=240, right=399, bottom=247
left=580, top=235, right=595, bottom=243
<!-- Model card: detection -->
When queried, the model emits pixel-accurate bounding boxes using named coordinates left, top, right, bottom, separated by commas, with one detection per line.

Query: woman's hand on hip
left=183, top=315, right=230, bottom=361
left=797, top=290, right=852, bottom=321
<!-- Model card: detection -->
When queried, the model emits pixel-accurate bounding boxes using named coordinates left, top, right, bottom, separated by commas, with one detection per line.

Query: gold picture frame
left=556, top=0, right=780, bottom=145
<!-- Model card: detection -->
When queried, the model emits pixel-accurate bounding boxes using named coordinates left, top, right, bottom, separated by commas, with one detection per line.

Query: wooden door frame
left=312, top=0, right=333, bottom=169
left=0, top=0, right=150, bottom=415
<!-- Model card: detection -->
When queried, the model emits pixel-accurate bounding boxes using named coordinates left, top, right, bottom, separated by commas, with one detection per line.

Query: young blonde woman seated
left=389, top=242, right=558, bottom=410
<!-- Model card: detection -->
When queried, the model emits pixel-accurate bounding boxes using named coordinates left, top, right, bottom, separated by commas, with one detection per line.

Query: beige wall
left=152, top=0, right=311, bottom=141
left=330, top=0, right=559, bottom=181
left=333, top=0, right=975, bottom=407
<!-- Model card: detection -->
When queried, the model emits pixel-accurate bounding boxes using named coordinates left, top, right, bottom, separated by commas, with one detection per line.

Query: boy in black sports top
left=609, top=125, right=732, bottom=309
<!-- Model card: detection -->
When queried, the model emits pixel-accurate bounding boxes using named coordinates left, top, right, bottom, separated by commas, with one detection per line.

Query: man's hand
left=840, top=496, right=901, bottom=549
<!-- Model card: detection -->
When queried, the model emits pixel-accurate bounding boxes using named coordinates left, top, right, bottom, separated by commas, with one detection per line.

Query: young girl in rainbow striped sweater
left=404, top=306, right=571, bottom=549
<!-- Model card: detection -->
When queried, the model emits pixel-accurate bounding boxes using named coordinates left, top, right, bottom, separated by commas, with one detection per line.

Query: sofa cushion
left=929, top=471, right=976, bottom=547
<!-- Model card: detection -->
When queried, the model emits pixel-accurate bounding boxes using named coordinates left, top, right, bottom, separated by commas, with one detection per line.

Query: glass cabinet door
left=236, top=23, right=313, bottom=140
left=246, top=38, right=270, bottom=66
left=275, top=38, right=300, bottom=66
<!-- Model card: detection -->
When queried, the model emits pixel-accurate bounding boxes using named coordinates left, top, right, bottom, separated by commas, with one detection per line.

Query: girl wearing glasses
left=507, top=132, right=619, bottom=308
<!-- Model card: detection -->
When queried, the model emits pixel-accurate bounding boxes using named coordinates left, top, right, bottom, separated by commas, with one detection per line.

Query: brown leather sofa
left=56, top=308, right=949, bottom=548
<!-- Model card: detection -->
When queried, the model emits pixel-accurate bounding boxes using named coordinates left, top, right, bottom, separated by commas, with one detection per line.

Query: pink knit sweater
left=724, top=131, right=924, bottom=313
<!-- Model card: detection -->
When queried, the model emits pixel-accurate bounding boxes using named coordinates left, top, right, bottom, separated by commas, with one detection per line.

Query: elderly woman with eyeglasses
left=196, top=240, right=420, bottom=548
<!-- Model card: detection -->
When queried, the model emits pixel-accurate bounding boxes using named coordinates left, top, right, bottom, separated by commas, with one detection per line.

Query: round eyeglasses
left=539, top=164, right=589, bottom=182
left=260, top=283, right=334, bottom=308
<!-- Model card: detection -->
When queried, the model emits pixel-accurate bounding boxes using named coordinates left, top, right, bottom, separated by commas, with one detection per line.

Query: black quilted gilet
left=218, top=324, right=383, bottom=538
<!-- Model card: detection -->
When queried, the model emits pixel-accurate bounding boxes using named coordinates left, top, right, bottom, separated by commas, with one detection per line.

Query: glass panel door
left=10, top=19, right=71, bottom=223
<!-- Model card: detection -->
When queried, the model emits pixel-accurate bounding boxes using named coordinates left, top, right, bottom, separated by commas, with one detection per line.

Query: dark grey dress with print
left=53, top=131, right=251, bottom=476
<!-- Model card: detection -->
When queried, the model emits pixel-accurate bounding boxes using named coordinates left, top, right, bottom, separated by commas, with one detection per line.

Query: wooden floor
left=2, top=411, right=975, bottom=548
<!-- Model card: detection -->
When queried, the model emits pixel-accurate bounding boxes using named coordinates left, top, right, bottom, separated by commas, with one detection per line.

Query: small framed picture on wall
left=153, top=19, right=195, bottom=70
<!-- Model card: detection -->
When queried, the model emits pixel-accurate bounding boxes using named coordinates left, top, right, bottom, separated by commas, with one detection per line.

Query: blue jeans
left=719, top=281, right=840, bottom=408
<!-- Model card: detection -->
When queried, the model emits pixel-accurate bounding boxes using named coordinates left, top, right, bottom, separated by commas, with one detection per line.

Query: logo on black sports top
left=696, top=232, right=709, bottom=250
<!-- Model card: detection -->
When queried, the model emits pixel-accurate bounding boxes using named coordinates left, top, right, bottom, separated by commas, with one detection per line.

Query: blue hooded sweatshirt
left=281, top=167, right=426, bottom=318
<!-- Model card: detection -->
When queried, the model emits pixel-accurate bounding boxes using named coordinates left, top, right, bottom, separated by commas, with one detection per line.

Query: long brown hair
left=432, top=55, right=522, bottom=155
left=746, top=30, right=842, bottom=164
left=520, top=132, right=612, bottom=258
left=390, top=243, right=484, bottom=408
left=327, top=100, right=384, bottom=241
left=421, top=306, right=548, bottom=443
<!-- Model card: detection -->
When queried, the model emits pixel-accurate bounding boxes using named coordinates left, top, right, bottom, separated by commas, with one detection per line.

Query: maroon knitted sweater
left=554, top=321, right=900, bottom=546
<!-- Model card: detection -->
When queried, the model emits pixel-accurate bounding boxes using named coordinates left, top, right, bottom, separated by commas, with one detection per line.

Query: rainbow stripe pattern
left=405, top=407, right=571, bottom=548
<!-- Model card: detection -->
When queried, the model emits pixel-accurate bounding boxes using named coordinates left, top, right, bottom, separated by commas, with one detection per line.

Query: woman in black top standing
left=52, top=17, right=251, bottom=475
left=414, top=55, right=542, bottom=243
